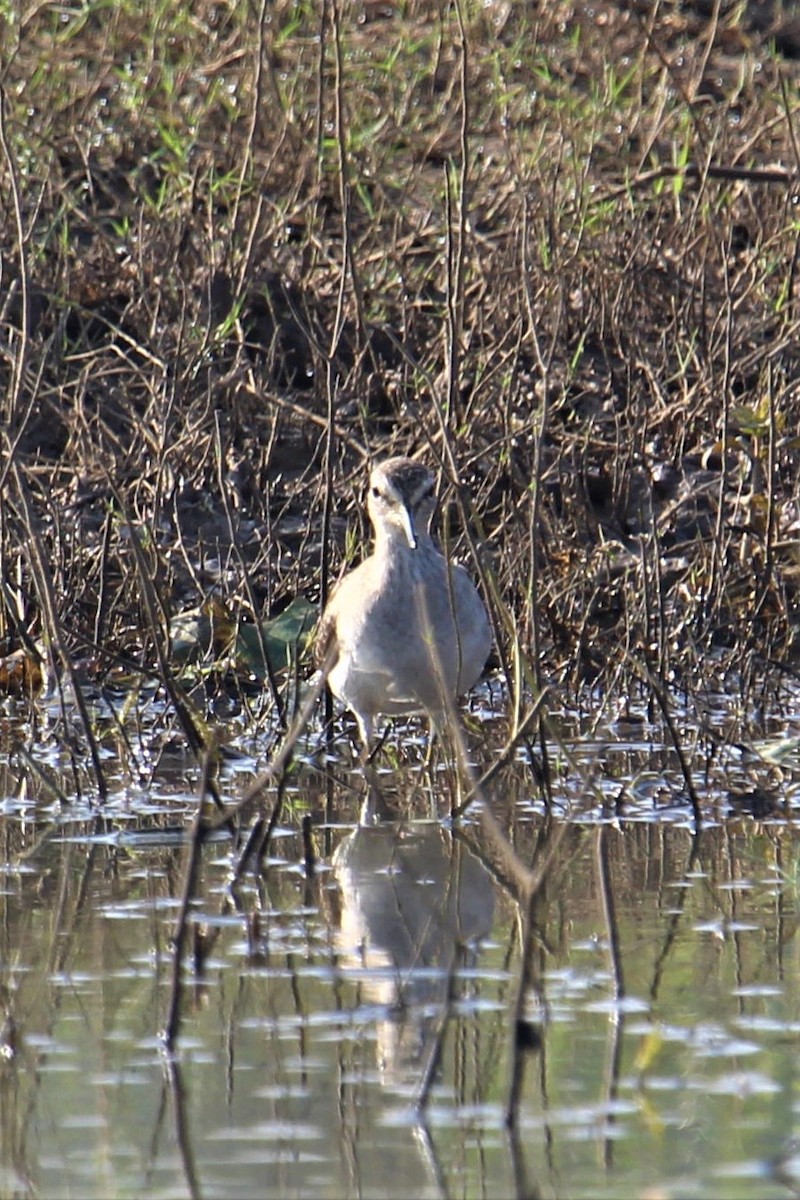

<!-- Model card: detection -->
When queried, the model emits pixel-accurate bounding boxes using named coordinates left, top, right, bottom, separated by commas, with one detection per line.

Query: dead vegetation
left=2, top=0, right=800, bottom=777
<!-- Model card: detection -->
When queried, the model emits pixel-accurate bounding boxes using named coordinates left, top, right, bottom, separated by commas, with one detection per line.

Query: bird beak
left=399, top=505, right=418, bottom=549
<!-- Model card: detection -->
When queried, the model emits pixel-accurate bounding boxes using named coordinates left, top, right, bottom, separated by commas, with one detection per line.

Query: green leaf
left=234, top=597, right=317, bottom=679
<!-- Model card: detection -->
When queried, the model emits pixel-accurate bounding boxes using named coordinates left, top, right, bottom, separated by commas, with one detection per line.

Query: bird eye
left=370, top=486, right=381, bottom=499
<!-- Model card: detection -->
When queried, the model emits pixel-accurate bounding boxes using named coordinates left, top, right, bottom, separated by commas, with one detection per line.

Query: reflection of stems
left=230, top=774, right=289, bottom=884
left=146, top=1075, right=169, bottom=1191
left=415, top=946, right=462, bottom=1113
left=597, top=826, right=625, bottom=1002
left=412, top=1118, right=450, bottom=1200
left=165, top=1055, right=202, bottom=1200
left=230, top=814, right=267, bottom=886
left=649, top=827, right=702, bottom=1003
left=507, top=1122, right=543, bottom=1200
left=597, top=826, right=624, bottom=1169
left=506, top=901, right=537, bottom=1128
left=163, top=751, right=214, bottom=1052
left=0, top=839, right=99, bottom=1192
left=503, top=815, right=571, bottom=1130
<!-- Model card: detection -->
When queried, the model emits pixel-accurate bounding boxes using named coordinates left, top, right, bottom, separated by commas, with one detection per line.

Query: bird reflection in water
left=331, top=790, right=495, bottom=1086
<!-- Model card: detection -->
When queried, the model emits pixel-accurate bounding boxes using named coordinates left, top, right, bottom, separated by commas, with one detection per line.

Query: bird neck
left=374, top=523, right=434, bottom=558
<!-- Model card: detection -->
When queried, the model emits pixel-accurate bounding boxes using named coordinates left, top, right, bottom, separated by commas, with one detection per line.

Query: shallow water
left=2, top=693, right=800, bottom=1199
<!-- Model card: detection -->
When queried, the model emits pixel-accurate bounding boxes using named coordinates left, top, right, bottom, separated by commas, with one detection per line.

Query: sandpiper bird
left=315, top=457, right=491, bottom=745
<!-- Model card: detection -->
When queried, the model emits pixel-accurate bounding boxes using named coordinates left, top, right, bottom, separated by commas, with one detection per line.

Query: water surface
left=2, top=697, right=799, bottom=1199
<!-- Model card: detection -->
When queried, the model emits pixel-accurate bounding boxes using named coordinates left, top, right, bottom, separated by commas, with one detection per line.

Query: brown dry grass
left=2, top=0, right=800, bottom=772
